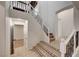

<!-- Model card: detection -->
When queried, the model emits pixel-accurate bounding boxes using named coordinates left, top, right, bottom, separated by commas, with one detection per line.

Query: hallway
left=0, top=1, right=79, bottom=57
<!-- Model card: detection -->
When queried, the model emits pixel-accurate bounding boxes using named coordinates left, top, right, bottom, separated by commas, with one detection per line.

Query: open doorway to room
left=13, top=25, right=24, bottom=48
left=57, top=7, right=74, bottom=40
left=56, top=8, right=74, bottom=51
left=57, top=7, right=74, bottom=57
left=10, top=18, right=28, bottom=56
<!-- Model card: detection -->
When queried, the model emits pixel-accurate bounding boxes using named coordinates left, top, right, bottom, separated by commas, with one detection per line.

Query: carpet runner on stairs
left=38, top=44, right=56, bottom=57
left=31, top=47, right=43, bottom=57
left=32, top=41, right=61, bottom=57
left=36, top=44, right=52, bottom=57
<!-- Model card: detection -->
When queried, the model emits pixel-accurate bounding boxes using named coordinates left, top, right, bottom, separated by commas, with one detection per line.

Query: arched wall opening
left=57, top=7, right=74, bottom=39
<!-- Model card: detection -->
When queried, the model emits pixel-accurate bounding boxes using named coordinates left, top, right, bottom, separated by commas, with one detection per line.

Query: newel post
left=60, top=38, right=66, bottom=57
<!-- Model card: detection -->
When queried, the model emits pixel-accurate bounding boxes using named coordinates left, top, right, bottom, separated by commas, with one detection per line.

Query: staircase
left=32, top=41, right=61, bottom=57
left=49, top=33, right=55, bottom=43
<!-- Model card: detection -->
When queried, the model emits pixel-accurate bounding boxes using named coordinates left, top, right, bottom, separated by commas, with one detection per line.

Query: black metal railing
left=43, top=25, right=48, bottom=36
left=75, top=31, right=79, bottom=48
left=65, top=31, right=79, bottom=57
left=65, top=35, right=74, bottom=57
left=10, top=1, right=34, bottom=13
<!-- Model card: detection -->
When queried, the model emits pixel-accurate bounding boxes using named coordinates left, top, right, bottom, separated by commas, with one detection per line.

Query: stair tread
left=38, top=44, right=57, bottom=57
left=35, top=46, right=46, bottom=56
left=50, top=38, right=55, bottom=39
left=49, top=33, right=53, bottom=35
left=49, top=35, right=54, bottom=37
left=36, top=44, right=52, bottom=57
left=32, top=41, right=61, bottom=57
left=50, top=40, right=60, bottom=51
left=41, top=41, right=60, bottom=51
left=40, top=41, right=61, bottom=56
left=33, top=47, right=44, bottom=57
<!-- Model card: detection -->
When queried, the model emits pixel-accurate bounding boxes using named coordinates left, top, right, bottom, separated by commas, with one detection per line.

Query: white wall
left=74, top=7, right=79, bottom=31
left=28, top=14, right=49, bottom=49
left=39, top=1, right=72, bottom=39
left=39, top=1, right=48, bottom=27
left=58, top=8, right=74, bottom=38
left=0, top=3, right=6, bottom=56
left=9, top=9, right=29, bottom=20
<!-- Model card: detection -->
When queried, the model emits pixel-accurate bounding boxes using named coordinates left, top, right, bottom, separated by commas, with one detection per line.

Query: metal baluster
left=10, top=1, right=13, bottom=9
left=17, top=1, right=18, bottom=8
left=25, top=4, right=27, bottom=12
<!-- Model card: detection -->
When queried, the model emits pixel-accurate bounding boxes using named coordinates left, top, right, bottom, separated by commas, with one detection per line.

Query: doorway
left=57, top=8, right=74, bottom=39
left=13, top=25, right=24, bottom=48
left=10, top=18, right=28, bottom=56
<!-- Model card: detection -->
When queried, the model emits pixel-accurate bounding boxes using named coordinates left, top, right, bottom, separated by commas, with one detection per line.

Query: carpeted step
left=49, top=35, right=54, bottom=38
left=33, top=46, right=44, bottom=57
left=40, top=41, right=61, bottom=57
left=50, top=39, right=60, bottom=51
left=38, top=44, right=56, bottom=57
left=36, top=44, right=52, bottom=57
left=50, top=38, right=55, bottom=41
